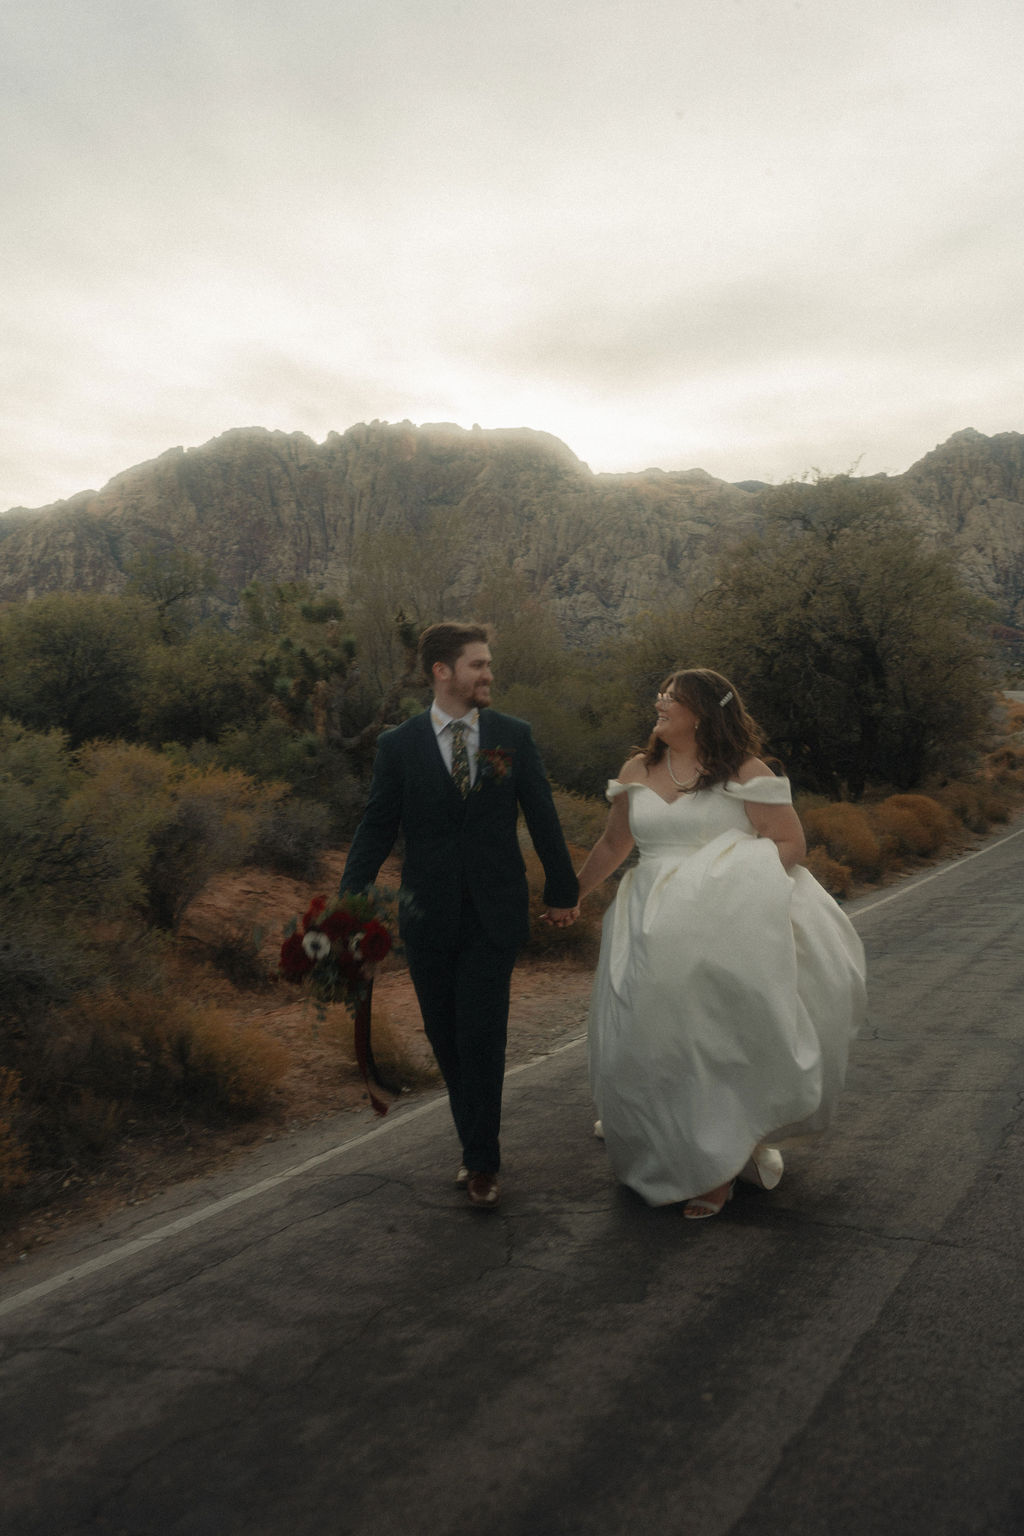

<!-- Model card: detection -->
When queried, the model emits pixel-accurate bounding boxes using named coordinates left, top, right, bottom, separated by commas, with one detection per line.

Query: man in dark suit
left=339, top=621, right=578, bottom=1209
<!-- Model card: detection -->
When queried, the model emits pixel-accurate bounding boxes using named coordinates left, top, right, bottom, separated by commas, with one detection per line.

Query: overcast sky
left=3, top=0, right=1022, bottom=511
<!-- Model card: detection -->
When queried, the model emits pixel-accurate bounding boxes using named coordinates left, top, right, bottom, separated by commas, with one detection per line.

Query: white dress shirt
left=430, top=704, right=480, bottom=788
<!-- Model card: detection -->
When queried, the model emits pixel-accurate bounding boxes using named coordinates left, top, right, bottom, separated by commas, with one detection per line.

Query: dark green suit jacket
left=340, top=708, right=578, bottom=952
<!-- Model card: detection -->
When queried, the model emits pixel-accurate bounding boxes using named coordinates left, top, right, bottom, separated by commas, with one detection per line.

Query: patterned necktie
left=450, top=720, right=470, bottom=797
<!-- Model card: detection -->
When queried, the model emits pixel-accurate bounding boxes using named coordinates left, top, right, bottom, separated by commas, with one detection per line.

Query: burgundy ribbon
left=353, top=979, right=389, bottom=1117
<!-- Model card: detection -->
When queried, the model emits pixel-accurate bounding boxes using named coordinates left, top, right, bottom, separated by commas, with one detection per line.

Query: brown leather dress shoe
left=466, top=1172, right=500, bottom=1209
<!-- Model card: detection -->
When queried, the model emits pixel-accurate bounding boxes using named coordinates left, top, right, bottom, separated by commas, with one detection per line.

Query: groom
left=339, top=621, right=578, bottom=1209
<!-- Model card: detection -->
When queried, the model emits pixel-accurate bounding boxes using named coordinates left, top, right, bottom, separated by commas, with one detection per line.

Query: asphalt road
left=3, top=822, right=1024, bottom=1536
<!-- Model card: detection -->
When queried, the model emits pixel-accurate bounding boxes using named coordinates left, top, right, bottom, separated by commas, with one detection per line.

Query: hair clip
left=719, top=690, right=733, bottom=707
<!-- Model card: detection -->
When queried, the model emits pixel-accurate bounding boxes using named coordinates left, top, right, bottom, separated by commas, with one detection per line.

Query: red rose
left=279, top=931, right=314, bottom=980
left=301, top=895, right=328, bottom=932
left=320, top=908, right=358, bottom=941
left=359, top=920, right=392, bottom=964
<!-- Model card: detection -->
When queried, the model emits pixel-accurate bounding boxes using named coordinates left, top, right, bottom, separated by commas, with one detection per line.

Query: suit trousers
left=404, top=896, right=516, bottom=1174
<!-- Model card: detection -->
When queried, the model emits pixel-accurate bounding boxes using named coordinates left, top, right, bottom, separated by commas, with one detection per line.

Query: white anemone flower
left=302, top=931, right=332, bottom=961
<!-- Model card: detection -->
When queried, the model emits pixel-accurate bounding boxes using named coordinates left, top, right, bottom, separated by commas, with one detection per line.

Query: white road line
left=0, top=1035, right=586, bottom=1320
left=851, top=822, right=1024, bottom=917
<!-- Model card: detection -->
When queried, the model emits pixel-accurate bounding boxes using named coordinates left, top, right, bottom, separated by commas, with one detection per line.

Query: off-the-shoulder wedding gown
left=588, top=776, right=866, bottom=1206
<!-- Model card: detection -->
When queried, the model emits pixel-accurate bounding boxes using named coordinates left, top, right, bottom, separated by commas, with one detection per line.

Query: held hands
left=539, top=905, right=580, bottom=929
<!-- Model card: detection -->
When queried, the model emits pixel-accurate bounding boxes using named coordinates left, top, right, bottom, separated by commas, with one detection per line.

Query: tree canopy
left=682, top=475, right=995, bottom=797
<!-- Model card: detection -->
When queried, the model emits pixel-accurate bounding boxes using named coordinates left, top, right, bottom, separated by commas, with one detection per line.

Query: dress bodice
left=607, top=775, right=792, bottom=860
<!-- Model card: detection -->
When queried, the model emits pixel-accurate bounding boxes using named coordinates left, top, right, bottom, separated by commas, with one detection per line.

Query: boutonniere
left=477, top=746, right=514, bottom=784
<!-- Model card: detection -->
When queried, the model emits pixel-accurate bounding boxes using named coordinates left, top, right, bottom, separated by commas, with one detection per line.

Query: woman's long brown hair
left=639, top=668, right=767, bottom=790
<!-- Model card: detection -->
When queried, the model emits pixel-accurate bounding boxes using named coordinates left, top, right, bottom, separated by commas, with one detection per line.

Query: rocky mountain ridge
left=1, top=422, right=1022, bottom=640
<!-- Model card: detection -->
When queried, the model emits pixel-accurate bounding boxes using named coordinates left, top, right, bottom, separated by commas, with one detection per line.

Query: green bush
left=0, top=719, right=147, bottom=1014
left=211, top=719, right=367, bottom=837
left=0, top=592, right=156, bottom=745
left=136, top=627, right=265, bottom=746
left=251, top=795, right=332, bottom=880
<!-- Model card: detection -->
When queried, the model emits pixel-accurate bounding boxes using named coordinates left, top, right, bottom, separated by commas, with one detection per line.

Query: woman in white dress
left=574, top=668, right=866, bottom=1218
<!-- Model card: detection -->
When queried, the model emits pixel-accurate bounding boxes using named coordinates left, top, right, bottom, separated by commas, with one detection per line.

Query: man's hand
left=540, top=906, right=580, bottom=928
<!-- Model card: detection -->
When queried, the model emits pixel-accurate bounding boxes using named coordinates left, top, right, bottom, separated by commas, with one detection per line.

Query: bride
left=573, top=667, right=866, bottom=1217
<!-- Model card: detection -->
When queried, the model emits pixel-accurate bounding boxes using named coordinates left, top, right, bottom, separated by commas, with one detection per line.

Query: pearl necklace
left=666, top=748, right=700, bottom=791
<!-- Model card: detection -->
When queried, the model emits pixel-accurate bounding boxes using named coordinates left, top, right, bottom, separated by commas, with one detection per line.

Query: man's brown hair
left=418, top=621, right=492, bottom=681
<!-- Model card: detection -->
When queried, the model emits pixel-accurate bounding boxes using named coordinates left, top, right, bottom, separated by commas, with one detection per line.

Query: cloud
left=2, top=0, right=1023, bottom=508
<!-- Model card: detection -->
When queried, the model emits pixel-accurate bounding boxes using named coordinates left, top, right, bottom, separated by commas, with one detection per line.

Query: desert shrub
left=977, top=784, right=1015, bottom=822
left=498, top=677, right=635, bottom=799
left=870, top=803, right=930, bottom=858
left=142, top=771, right=282, bottom=928
left=73, top=745, right=287, bottom=928
left=44, top=989, right=288, bottom=1125
left=870, top=794, right=957, bottom=857
left=800, top=802, right=884, bottom=881
left=0, top=720, right=153, bottom=1016
left=0, top=591, right=156, bottom=745
left=61, top=1089, right=125, bottom=1157
left=212, top=719, right=367, bottom=837
left=932, top=776, right=1020, bottom=831
left=801, top=846, right=853, bottom=899
left=180, top=1009, right=290, bottom=1114
left=251, top=794, right=332, bottom=880
left=202, top=929, right=274, bottom=990
left=136, top=627, right=265, bottom=746
left=931, top=780, right=992, bottom=833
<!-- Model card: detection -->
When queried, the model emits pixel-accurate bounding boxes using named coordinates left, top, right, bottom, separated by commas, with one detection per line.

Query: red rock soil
left=2, top=850, right=596, bottom=1265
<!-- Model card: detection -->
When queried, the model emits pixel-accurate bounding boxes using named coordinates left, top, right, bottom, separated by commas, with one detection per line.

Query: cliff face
left=895, top=429, right=1024, bottom=619
left=2, top=421, right=1023, bottom=638
left=0, top=422, right=759, bottom=642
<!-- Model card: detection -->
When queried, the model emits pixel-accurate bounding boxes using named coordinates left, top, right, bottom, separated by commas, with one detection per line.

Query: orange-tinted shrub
left=800, top=802, right=884, bottom=881
left=182, top=1009, right=290, bottom=1115
left=931, top=780, right=991, bottom=833
left=47, top=988, right=289, bottom=1120
left=801, top=846, right=852, bottom=899
left=870, top=794, right=956, bottom=857
left=989, top=746, right=1024, bottom=773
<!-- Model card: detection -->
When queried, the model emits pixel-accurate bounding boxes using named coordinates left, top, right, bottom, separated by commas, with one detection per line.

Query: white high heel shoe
left=738, top=1145, right=784, bottom=1189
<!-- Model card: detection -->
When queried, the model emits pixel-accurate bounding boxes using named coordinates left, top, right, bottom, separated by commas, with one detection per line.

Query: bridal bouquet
left=279, top=889, right=395, bottom=1017
left=280, top=889, right=398, bottom=1116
